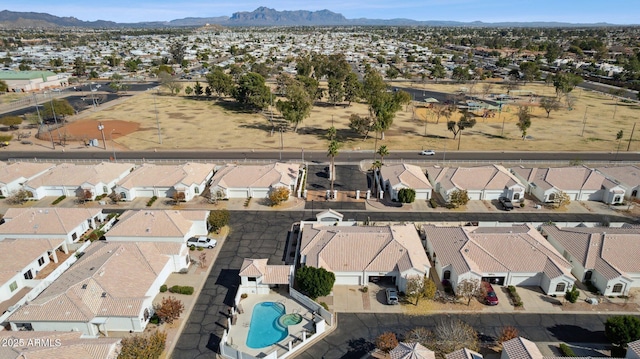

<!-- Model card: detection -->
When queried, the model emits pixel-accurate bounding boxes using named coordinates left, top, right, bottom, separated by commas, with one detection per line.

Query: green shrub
left=51, top=195, right=66, bottom=205
left=319, top=302, right=329, bottom=311
left=207, top=209, right=230, bottom=232
left=398, top=188, right=416, bottom=203
left=241, top=293, right=248, bottom=299
left=429, top=198, right=438, bottom=208
left=559, top=343, right=576, bottom=357
left=519, top=202, right=525, bottom=208
left=149, top=314, right=160, bottom=325
left=189, top=245, right=196, bottom=251
left=507, top=286, right=523, bottom=307
left=0, top=134, right=13, bottom=142
left=565, top=285, right=580, bottom=303
left=168, top=285, right=194, bottom=295
left=146, top=196, right=158, bottom=207
left=361, top=286, right=368, bottom=293
left=160, top=285, right=168, bottom=293
left=197, top=247, right=203, bottom=251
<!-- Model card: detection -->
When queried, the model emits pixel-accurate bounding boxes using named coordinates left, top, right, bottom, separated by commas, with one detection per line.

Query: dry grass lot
left=67, top=81, right=640, bottom=152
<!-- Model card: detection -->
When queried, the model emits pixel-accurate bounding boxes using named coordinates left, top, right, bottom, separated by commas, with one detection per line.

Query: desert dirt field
left=54, top=81, right=640, bottom=152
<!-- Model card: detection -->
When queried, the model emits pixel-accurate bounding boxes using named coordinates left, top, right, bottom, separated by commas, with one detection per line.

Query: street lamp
left=110, top=129, right=117, bottom=161
left=97, top=123, right=106, bottom=150
left=154, top=90, right=162, bottom=144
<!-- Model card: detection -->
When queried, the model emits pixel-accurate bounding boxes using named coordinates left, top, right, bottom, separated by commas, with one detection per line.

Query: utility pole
left=110, top=129, right=117, bottom=161
left=97, top=123, right=106, bottom=150
left=628, top=122, right=636, bottom=152
left=48, top=91, right=63, bottom=146
left=580, top=107, right=587, bottom=137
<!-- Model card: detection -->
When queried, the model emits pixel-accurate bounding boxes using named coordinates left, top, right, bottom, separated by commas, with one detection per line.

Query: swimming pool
left=246, top=302, right=288, bottom=349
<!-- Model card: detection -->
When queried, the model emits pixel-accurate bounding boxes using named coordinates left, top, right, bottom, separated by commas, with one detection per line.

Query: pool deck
left=226, top=291, right=316, bottom=357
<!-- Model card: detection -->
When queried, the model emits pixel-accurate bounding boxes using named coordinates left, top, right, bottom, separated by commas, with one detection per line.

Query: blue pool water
left=246, top=302, right=288, bottom=349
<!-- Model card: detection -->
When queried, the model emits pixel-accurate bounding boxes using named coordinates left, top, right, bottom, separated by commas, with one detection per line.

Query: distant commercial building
left=0, top=70, right=68, bottom=92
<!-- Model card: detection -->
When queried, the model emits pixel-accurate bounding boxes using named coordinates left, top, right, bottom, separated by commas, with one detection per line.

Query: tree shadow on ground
left=340, top=338, right=375, bottom=359
left=548, top=324, right=606, bottom=343
left=297, top=126, right=363, bottom=142
left=215, top=98, right=262, bottom=114
left=215, top=269, right=240, bottom=307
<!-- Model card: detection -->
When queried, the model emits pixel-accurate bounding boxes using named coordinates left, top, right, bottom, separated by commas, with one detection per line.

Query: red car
left=482, top=281, right=499, bottom=305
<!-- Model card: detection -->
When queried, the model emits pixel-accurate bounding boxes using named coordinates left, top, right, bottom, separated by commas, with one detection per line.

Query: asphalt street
left=1, top=150, right=639, bottom=163
left=172, top=211, right=637, bottom=359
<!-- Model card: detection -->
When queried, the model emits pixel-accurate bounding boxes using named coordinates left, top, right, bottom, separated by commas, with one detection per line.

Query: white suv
left=187, top=236, right=217, bottom=249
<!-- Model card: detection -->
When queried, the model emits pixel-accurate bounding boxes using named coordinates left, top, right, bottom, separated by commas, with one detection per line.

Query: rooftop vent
left=81, top=284, right=87, bottom=289
left=89, top=267, right=95, bottom=271
left=101, top=292, right=107, bottom=298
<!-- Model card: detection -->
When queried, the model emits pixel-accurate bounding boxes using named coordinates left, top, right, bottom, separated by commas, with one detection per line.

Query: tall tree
left=276, top=77, right=313, bottom=131
left=327, top=139, right=340, bottom=194
left=377, top=145, right=389, bottom=164
left=73, top=57, right=86, bottom=77
left=158, top=71, right=182, bottom=96
left=553, top=72, right=583, bottom=97
left=193, top=81, right=203, bottom=97
left=516, top=106, right=532, bottom=140
left=233, top=72, right=271, bottom=112
left=42, top=99, right=74, bottom=120
left=0, top=79, right=7, bottom=92
left=605, top=315, right=640, bottom=348
left=327, top=78, right=345, bottom=105
left=519, top=61, right=540, bottom=84
left=540, top=97, right=561, bottom=118
left=343, top=72, right=361, bottom=106
left=169, top=42, right=186, bottom=65
left=447, top=111, right=476, bottom=149
left=206, top=67, right=233, bottom=99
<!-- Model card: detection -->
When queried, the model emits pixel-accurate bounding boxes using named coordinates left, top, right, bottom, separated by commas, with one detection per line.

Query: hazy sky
left=6, top=0, right=638, bottom=24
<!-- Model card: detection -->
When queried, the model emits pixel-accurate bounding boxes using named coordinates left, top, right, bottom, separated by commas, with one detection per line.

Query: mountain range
left=0, top=7, right=621, bottom=29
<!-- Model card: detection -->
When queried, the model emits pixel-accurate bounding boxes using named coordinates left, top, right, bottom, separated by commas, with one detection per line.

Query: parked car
left=187, top=236, right=217, bottom=249
left=420, top=149, right=436, bottom=156
left=482, top=281, right=499, bottom=305
left=499, top=196, right=514, bottom=211
left=385, top=288, right=399, bottom=305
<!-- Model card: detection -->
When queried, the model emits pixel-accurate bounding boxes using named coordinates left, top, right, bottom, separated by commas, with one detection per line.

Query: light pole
left=47, top=91, right=63, bottom=145
left=110, top=129, right=117, bottom=161
left=97, top=123, right=106, bottom=150
left=279, top=127, right=284, bottom=161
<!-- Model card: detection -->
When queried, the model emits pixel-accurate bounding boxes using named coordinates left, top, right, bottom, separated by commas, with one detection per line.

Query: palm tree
left=327, top=139, right=340, bottom=194
left=377, top=145, right=389, bottom=165
left=371, top=160, right=383, bottom=201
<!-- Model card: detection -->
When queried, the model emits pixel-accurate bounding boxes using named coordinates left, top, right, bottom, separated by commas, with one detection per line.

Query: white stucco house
left=22, top=162, right=135, bottom=200
left=210, top=163, right=302, bottom=199
left=379, top=163, right=432, bottom=201
left=0, top=207, right=105, bottom=244
left=298, top=223, right=430, bottom=292
left=426, top=165, right=525, bottom=202
left=423, top=224, right=574, bottom=296
left=8, top=241, right=174, bottom=337
left=114, top=162, right=214, bottom=202
left=0, top=238, right=68, bottom=303
left=0, top=162, right=56, bottom=198
left=541, top=225, right=640, bottom=296
left=596, top=165, right=640, bottom=200
left=238, top=258, right=293, bottom=295
left=511, top=166, right=625, bottom=204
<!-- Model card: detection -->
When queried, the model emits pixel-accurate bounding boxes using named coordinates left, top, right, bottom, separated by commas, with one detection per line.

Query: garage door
left=228, top=189, right=249, bottom=198
left=335, top=275, right=361, bottom=285
left=467, top=191, right=482, bottom=200
left=136, top=189, right=155, bottom=198
left=252, top=189, right=269, bottom=198
left=158, top=188, right=172, bottom=198
left=44, top=188, right=65, bottom=197
left=509, top=275, right=540, bottom=286
left=415, top=190, right=430, bottom=200
left=484, top=191, right=503, bottom=201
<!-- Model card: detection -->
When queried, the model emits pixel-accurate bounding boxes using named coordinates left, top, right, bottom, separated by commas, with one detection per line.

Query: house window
left=38, top=257, right=45, bottom=266
left=614, top=196, right=621, bottom=203
left=555, top=282, right=566, bottom=292
left=443, top=270, right=451, bottom=280
left=24, top=270, right=33, bottom=280
left=9, top=281, right=17, bottom=292
left=248, top=277, right=257, bottom=282
left=103, top=186, right=108, bottom=193
left=120, top=192, right=127, bottom=199
left=633, top=190, right=638, bottom=198
left=194, top=187, right=199, bottom=194
left=612, top=283, right=623, bottom=293
left=144, top=308, right=150, bottom=321
left=548, top=193, right=556, bottom=202
left=72, top=233, right=78, bottom=240
left=513, top=193, right=520, bottom=200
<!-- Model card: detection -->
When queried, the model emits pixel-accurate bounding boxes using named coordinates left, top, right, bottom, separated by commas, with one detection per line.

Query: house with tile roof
left=114, top=162, right=214, bottom=202
left=22, top=162, right=135, bottom=200
left=380, top=163, right=432, bottom=201
left=105, top=210, right=209, bottom=243
left=0, top=331, right=121, bottom=359
left=0, top=208, right=104, bottom=244
left=0, top=238, right=68, bottom=302
left=390, top=342, right=435, bottom=359
left=446, top=348, right=483, bottom=359
left=595, top=165, right=640, bottom=200
left=541, top=225, right=640, bottom=296
left=7, top=241, right=174, bottom=337
left=239, top=258, right=293, bottom=295
left=210, top=163, right=302, bottom=199
left=628, top=339, right=640, bottom=359
left=0, top=162, right=56, bottom=198
left=423, top=224, right=574, bottom=295
left=500, top=337, right=544, bottom=359
left=426, top=165, right=525, bottom=202
left=511, top=166, right=625, bottom=204
left=298, top=223, right=430, bottom=292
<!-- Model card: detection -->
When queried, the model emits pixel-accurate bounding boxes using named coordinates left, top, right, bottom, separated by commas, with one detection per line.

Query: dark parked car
left=499, top=196, right=514, bottom=211
left=482, top=281, right=499, bottom=305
